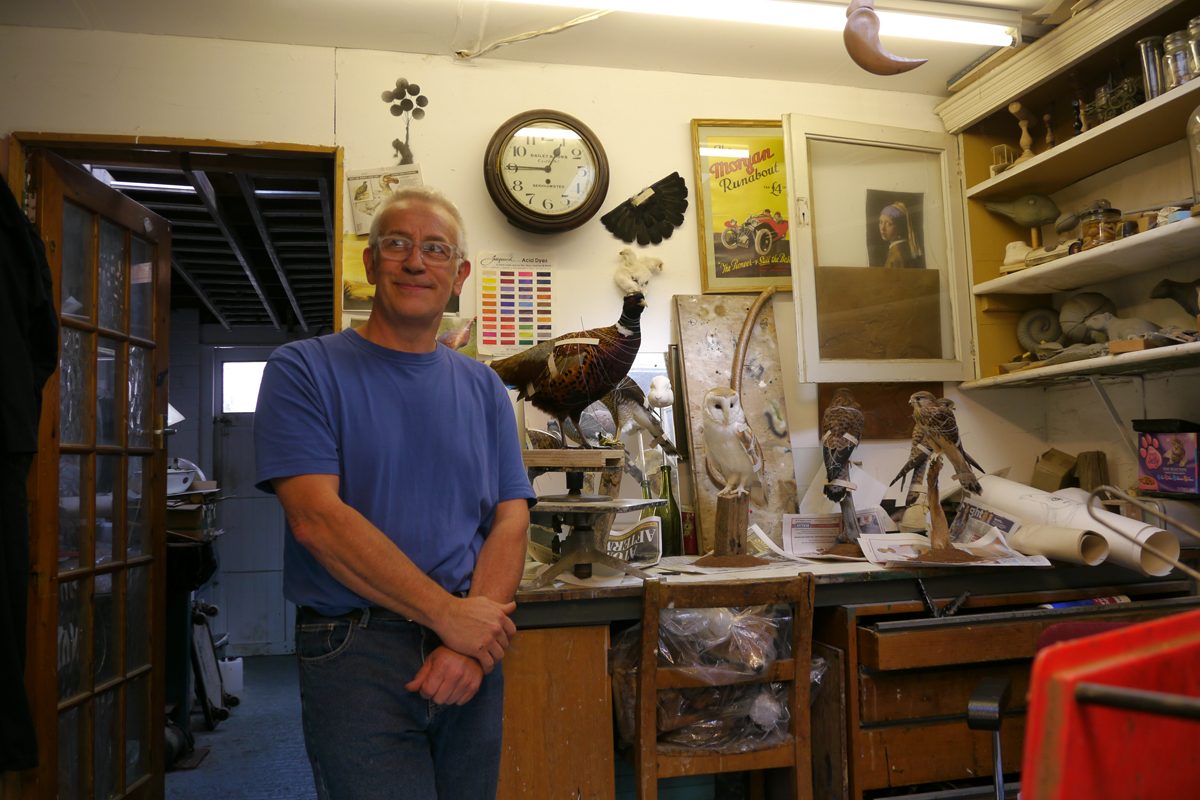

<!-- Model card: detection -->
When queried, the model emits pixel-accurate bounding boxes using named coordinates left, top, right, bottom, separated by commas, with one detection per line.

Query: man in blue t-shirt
left=254, top=187, right=535, bottom=799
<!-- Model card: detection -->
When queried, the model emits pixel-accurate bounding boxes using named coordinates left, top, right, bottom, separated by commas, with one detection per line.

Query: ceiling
left=6, top=1, right=1062, bottom=330
left=34, top=141, right=338, bottom=332
left=4, top=0, right=1055, bottom=95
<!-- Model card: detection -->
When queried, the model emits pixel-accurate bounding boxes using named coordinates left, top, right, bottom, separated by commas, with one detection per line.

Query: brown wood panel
left=657, top=659, right=794, bottom=690
left=497, top=626, right=614, bottom=800
left=855, top=717, right=1027, bottom=791
left=859, top=661, right=1031, bottom=724
left=656, top=742, right=796, bottom=777
left=812, top=642, right=848, bottom=800
left=814, top=267, right=942, bottom=360
left=816, top=383, right=941, bottom=441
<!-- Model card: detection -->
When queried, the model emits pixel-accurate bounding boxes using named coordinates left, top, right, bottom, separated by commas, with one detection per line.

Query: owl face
left=704, top=387, right=743, bottom=425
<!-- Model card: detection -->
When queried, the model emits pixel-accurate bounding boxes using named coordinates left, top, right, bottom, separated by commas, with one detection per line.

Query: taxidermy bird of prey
left=903, top=391, right=982, bottom=494
left=821, top=388, right=865, bottom=543
left=821, top=389, right=864, bottom=504
left=489, top=293, right=646, bottom=447
left=600, top=172, right=689, bottom=245
left=1150, top=277, right=1200, bottom=318
left=603, top=377, right=678, bottom=457
left=702, top=386, right=766, bottom=505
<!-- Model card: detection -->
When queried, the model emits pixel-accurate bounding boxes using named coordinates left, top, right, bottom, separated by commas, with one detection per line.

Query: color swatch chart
left=476, top=253, right=554, bottom=357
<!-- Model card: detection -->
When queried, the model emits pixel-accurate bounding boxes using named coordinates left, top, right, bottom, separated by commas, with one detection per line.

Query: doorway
left=7, top=133, right=342, bottom=798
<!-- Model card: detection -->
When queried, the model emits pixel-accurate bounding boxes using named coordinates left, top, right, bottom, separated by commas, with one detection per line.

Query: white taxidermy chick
left=702, top=386, right=766, bottom=504
left=647, top=375, right=674, bottom=409
left=613, top=247, right=664, bottom=295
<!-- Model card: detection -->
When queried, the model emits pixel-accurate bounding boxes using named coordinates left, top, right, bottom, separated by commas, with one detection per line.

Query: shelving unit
left=936, top=0, right=1200, bottom=386
left=965, top=79, right=1200, bottom=201
left=973, top=215, right=1200, bottom=296
left=962, top=340, right=1200, bottom=389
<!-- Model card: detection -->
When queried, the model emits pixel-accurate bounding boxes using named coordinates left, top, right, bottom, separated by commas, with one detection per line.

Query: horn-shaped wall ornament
left=843, top=0, right=926, bottom=76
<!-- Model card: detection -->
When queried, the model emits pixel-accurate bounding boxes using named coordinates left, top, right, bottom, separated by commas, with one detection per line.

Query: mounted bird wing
left=600, top=172, right=689, bottom=245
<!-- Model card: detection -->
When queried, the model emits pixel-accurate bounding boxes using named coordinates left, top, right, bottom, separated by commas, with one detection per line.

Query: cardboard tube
left=977, top=475, right=1180, bottom=576
left=1007, top=524, right=1109, bottom=566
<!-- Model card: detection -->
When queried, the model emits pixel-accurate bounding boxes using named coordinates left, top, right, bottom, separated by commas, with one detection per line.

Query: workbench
left=496, top=559, right=1198, bottom=800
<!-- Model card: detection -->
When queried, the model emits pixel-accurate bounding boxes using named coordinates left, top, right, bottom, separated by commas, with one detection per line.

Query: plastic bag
left=610, top=606, right=829, bottom=753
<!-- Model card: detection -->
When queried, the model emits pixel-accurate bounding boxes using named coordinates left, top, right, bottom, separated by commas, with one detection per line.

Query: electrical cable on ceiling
left=454, top=9, right=612, bottom=60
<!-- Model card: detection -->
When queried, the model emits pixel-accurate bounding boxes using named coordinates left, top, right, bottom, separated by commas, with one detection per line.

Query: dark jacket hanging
left=1, top=175, right=59, bottom=772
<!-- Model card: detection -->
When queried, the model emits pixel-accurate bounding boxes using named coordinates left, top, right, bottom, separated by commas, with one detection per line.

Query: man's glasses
left=377, top=236, right=460, bottom=264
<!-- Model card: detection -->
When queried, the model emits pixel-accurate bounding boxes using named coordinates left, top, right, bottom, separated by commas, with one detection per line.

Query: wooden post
left=926, top=457, right=951, bottom=551
left=714, top=492, right=750, bottom=555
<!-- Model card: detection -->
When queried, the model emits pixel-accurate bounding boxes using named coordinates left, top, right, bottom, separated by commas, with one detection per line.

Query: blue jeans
left=295, top=606, right=505, bottom=799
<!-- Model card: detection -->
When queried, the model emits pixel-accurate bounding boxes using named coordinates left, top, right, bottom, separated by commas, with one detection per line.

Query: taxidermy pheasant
left=600, top=172, right=689, bottom=245
left=489, top=293, right=646, bottom=447
left=820, top=388, right=865, bottom=542
left=898, top=392, right=982, bottom=494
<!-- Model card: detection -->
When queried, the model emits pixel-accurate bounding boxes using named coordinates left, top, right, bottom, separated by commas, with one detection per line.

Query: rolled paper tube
left=1007, top=524, right=1109, bottom=566
left=977, top=475, right=1180, bottom=576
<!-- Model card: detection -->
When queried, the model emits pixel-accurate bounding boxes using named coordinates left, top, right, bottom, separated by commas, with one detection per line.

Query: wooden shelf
left=965, top=79, right=1200, bottom=201
left=961, top=340, right=1200, bottom=389
left=973, top=215, right=1200, bottom=295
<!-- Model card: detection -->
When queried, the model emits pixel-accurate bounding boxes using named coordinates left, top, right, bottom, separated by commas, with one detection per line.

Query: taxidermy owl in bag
left=489, top=293, right=646, bottom=447
left=702, top=386, right=766, bottom=505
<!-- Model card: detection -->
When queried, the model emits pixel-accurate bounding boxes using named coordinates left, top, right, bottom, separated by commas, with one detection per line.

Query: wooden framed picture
left=690, top=119, right=791, bottom=293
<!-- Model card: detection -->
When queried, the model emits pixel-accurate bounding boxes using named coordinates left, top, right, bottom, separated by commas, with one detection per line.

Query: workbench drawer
left=858, top=661, right=1030, bottom=724
left=856, top=597, right=1200, bottom=671
left=856, top=717, right=1027, bottom=791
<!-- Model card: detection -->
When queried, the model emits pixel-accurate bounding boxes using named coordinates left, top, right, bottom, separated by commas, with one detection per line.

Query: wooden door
left=16, top=149, right=171, bottom=799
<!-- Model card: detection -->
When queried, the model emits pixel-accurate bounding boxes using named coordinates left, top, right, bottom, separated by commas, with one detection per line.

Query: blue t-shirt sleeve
left=254, top=345, right=342, bottom=494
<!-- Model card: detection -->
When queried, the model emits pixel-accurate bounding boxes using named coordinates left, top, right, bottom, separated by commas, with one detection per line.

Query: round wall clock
left=483, top=109, right=609, bottom=234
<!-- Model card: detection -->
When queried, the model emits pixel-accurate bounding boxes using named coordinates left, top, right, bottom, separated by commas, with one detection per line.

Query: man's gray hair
left=367, top=186, right=468, bottom=256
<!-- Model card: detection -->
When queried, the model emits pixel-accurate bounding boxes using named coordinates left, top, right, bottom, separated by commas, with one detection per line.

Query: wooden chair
left=635, top=575, right=815, bottom=800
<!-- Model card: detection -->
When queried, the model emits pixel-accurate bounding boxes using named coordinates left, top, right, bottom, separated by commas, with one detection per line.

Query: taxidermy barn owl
left=702, top=386, right=766, bottom=505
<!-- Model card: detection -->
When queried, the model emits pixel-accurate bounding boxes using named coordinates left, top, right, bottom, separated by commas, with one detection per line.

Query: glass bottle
left=1162, top=30, right=1194, bottom=91
left=657, top=464, right=683, bottom=557
left=1188, top=17, right=1200, bottom=77
left=1137, top=36, right=1166, bottom=100
left=1189, top=103, right=1200, bottom=206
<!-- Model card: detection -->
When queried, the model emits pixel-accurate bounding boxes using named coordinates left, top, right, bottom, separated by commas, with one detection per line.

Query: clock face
left=499, top=121, right=598, bottom=217
left=484, top=110, right=609, bottom=234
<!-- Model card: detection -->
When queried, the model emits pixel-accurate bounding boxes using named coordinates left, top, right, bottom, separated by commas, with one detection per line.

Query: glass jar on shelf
left=1080, top=206, right=1123, bottom=250
left=1162, top=30, right=1194, bottom=91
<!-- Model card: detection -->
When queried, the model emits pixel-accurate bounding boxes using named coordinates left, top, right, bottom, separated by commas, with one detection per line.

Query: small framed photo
left=690, top=119, right=791, bottom=293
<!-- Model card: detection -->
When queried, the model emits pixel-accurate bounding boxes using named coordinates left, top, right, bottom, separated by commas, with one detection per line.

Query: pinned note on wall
left=475, top=252, right=554, bottom=357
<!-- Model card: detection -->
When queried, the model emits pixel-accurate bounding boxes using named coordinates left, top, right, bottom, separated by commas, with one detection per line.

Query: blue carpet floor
left=167, top=655, right=316, bottom=800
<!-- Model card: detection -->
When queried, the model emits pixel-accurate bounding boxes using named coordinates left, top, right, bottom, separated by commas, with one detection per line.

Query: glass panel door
left=784, top=115, right=974, bottom=383
left=25, top=148, right=170, bottom=799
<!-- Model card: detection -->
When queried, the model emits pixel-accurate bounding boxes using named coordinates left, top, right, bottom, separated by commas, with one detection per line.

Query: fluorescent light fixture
left=493, top=0, right=1018, bottom=47
left=106, top=180, right=196, bottom=194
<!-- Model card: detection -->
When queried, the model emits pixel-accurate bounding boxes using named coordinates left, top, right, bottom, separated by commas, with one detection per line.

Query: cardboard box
left=166, top=502, right=218, bottom=531
left=1133, top=419, right=1200, bottom=498
left=1031, top=448, right=1077, bottom=492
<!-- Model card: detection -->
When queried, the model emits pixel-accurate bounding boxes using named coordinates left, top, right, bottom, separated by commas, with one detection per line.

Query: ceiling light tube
left=491, top=0, right=1018, bottom=47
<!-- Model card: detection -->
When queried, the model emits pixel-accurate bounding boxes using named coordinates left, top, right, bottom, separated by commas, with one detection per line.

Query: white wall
left=6, top=24, right=1171, bottom=526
